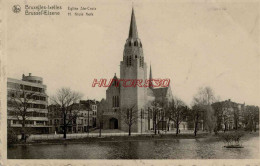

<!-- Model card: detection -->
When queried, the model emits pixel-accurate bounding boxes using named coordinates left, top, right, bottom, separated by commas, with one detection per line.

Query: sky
left=6, top=0, right=260, bottom=106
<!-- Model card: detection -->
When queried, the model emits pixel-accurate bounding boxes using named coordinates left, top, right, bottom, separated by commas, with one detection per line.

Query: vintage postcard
left=0, top=0, right=260, bottom=165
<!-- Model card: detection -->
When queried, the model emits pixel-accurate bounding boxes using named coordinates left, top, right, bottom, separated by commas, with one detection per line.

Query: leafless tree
left=97, top=99, right=107, bottom=137
left=8, top=86, right=38, bottom=141
left=193, top=86, right=217, bottom=133
left=120, top=105, right=138, bottom=136
left=168, top=98, right=187, bottom=135
left=243, top=105, right=259, bottom=132
left=150, top=101, right=164, bottom=135
left=50, top=87, right=83, bottom=139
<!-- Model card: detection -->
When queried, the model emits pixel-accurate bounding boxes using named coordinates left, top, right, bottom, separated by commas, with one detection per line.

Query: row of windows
left=128, top=41, right=142, bottom=48
left=27, top=80, right=42, bottom=84
left=112, top=96, right=119, bottom=108
left=7, top=102, right=47, bottom=109
left=21, top=85, right=45, bottom=93
left=92, top=105, right=97, bottom=110
left=139, top=57, right=144, bottom=68
left=8, top=111, right=48, bottom=117
left=126, top=56, right=132, bottom=66
left=8, top=92, right=46, bottom=101
left=50, top=118, right=96, bottom=126
left=7, top=82, right=45, bottom=93
left=12, top=120, right=45, bottom=125
left=79, top=112, right=93, bottom=117
left=125, top=55, right=144, bottom=68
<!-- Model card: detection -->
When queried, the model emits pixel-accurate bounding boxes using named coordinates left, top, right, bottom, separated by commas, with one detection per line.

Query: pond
left=8, top=135, right=259, bottom=159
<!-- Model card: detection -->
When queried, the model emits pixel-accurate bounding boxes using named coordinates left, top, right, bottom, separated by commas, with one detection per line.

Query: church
left=101, top=8, right=173, bottom=133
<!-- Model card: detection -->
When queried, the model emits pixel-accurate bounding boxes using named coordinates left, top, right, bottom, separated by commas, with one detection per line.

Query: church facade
left=101, top=8, right=173, bottom=133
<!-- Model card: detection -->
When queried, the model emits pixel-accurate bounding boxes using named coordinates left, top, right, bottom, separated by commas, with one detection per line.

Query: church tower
left=120, top=8, right=147, bottom=132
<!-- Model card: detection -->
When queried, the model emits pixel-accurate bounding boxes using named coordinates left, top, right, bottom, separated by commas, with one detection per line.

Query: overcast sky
left=6, top=0, right=260, bottom=106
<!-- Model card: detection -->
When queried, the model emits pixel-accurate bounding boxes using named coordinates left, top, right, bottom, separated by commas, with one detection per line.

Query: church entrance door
left=109, top=118, right=118, bottom=129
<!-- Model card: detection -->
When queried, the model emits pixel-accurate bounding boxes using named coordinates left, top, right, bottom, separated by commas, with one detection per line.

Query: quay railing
left=20, top=130, right=203, bottom=141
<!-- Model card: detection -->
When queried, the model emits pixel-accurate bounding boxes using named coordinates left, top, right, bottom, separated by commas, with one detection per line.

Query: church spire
left=149, top=64, right=153, bottom=89
left=128, top=7, right=138, bottom=39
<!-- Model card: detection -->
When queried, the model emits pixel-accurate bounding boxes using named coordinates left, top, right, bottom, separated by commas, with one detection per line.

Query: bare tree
left=168, top=98, right=187, bottom=135
left=8, top=86, right=38, bottom=141
left=150, top=101, right=163, bottom=135
left=97, top=99, right=107, bottom=137
left=192, top=86, right=217, bottom=133
left=50, top=88, right=83, bottom=139
left=120, top=105, right=138, bottom=136
left=189, top=104, right=205, bottom=137
left=211, top=102, right=225, bottom=133
left=243, top=105, right=259, bottom=132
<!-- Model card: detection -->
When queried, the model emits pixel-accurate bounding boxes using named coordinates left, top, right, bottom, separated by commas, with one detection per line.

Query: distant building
left=48, top=100, right=98, bottom=133
left=212, top=99, right=245, bottom=131
left=80, top=100, right=98, bottom=128
left=7, top=73, right=50, bottom=134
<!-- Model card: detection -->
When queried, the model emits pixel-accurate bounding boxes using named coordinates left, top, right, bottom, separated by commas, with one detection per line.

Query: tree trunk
left=63, top=127, right=67, bottom=139
left=148, top=112, right=150, bottom=130
left=194, top=114, right=198, bottom=137
left=176, top=121, right=179, bottom=135
left=194, top=122, right=197, bottom=137
left=99, top=122, right=102, bottom=137
left=154, top=123, right=157, bottom=135
left=63, top=112, right=67, bottom=139
left=167, top=119, right=170, bottom=131
left=21, top=123, right=25, bottom=141
left=87, top=110, right=90, bottom=133
left=128, top=125, right=131, bottom=136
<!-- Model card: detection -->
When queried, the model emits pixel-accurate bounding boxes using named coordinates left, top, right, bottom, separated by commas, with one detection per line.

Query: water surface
left=8, top=135, right=259, bottom=159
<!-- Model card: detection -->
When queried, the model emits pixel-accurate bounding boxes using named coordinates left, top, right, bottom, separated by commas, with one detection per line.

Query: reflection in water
left=8, top=136, right=259, bottom=159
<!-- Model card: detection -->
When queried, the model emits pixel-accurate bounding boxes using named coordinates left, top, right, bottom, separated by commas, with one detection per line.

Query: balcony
left=8, top=107, right=48, bottom=113
left=10, top=124, right=51, bottom=128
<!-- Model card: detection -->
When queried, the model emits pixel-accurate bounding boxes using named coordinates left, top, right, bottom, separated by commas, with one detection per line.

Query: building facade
left=48, top=100, right=97, bottom=133
left=7, top=73, right=50, bottom=134
left=212, top=99, right=245, bottom=131
left=102, top=8, right=173, bottom=133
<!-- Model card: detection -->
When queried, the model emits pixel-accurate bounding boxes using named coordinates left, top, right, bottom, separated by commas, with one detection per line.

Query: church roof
left=128, top=8, right=138, bottom=39
left=152, top=87, right=169, bottom=98
left=109, top=73, right=120, bottom=88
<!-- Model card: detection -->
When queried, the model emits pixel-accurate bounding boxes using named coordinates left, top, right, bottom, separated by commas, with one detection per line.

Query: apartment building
left=7, top=73, right=49, bottom=134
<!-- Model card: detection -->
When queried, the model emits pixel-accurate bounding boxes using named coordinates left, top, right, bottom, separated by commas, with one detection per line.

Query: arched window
left=135, top=55, right=137, bottom=59
left=134, top=41, right=138, bottom=46
left=112, top=96, right=114, bottom=107
left=129, top=41, right=131, bottom=47
left=115, top=96, right=117, bottom=107
left=140, top=42, right=142, bottom=48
